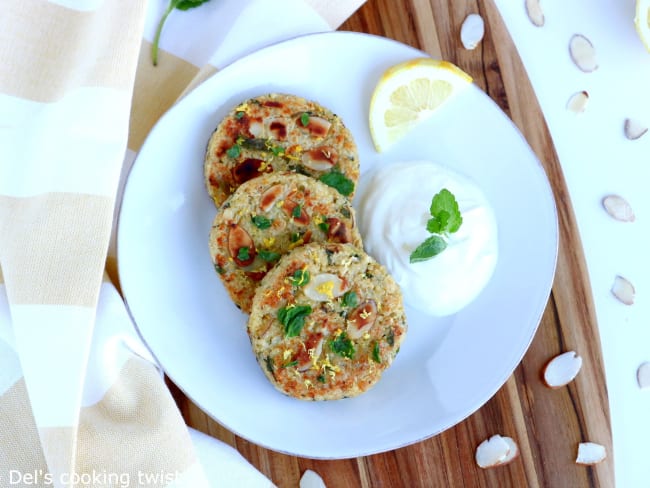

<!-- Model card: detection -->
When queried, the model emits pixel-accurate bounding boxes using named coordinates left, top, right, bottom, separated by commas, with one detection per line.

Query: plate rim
left=117, top=30, right=559, bottom=459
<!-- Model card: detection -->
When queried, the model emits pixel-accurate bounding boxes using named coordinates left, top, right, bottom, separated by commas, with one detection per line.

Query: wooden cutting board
left=172, top=1, right=615, bottom=486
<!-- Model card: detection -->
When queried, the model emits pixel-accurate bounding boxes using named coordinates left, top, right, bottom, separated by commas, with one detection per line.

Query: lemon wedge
left=368, top=58, right=473, bottom=152
left=635, top=0, right=650, bottom=52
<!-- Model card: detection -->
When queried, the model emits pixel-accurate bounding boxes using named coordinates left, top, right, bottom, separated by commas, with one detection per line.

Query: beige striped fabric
left=0, top=0, right=364, bottom=487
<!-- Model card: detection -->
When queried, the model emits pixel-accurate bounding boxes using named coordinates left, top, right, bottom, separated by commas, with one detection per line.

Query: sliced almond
left=611, top=275, right=635, bottom=305
left=228, top=224, right=256, bottom=267
left=300, top=469, right=327, bottom=488
left=304, top=273, right=347, bottom=302
left=298, top=115, right=332, bottom=138
left=501, top=437, right=520, bottom=464
left=259, top=183, right=285, bottom=212
left=543, top=351, right=582, bottom=388
left=326, top=217, right=353, bottom=244
left=602, top=194, right=635, bottom=222
left=637, top=362, right=650, bottom=389
left=569, top=34, right=598, bottom=72
left=576, top=442, right=606, bottom=465
left=282, top=199, right=310, bottom=226
left=525, top=0, right=545, bottom=27
left=302, top=147, right=336, bottom=171
left=566, top=91, right=589, bottom=114
left=624, top=118, right=648, bottom=140
left=248, top=120, right=264, bottom=138
left=346, top=300, right=378, bottom=339
left=460, top=13, right=485, bottom=50
left=475, top=435, right=518, bottom=468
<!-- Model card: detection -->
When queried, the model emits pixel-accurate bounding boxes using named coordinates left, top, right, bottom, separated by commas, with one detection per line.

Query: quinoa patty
left=209, top=173, right=362, bottom=313
left=247, top=242, right=407, bottom=401
left=204, top=93, right=359, bottom=206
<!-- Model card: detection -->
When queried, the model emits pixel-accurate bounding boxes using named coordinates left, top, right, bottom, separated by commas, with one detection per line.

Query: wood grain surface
left=172, top=1, right=615, bottom=486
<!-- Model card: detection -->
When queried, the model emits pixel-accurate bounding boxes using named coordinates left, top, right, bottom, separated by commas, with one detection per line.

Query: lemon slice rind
left=635, top=0, right=650, bottom=52
left=368, top=58, right=473, bottom=153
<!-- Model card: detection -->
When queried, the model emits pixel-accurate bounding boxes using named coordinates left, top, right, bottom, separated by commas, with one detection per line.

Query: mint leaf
left=278, top=305, right=312, bottom=337
left=251, top=215, right=272, bottom=229
left=429, top=188, right=462, bottom=234
left=329, top=332, right=355, bottom=359
left=237, top=246, right=250, bottom=261
left=410, top=188, right=463, bottom=264
left=372, top=341, right=381, bottom=363
left=289, top=269, right=310, bottom=287
left=226, top=144, right=241, bottom=158
left=176, top=0, right=210, bottom=10
left=152, top=0, right=212, bottom=66
left=341, top=290, right=358, bottom=308
left=319, top=170, right=354, bottom=197
left=409, top=235, right=447, bottom=263
left=258, top=250, right=280, bottom=262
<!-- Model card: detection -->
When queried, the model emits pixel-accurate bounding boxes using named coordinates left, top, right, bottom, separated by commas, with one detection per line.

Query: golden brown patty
left=247, top=243, right=407, bottom=401
left=209, top=173, right=362, bottom=313
left=204, top=93, right=359, bottom=206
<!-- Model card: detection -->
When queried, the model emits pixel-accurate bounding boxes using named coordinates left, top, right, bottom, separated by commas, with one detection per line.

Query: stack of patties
left=205, top=93, right=406, bottom=400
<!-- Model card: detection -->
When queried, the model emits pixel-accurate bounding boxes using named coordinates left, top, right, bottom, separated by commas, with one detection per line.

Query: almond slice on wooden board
left=475, top=435, right=519, bottom=468
left=460, top=14, right=485, bottom=50
left=575, top=442, right=607, bottom=465
left=526, top=0, right=545, bottom=27
left=300, top=469, right=327, bottom=488
left=637, top=362, right=650, bottom=389
left=602, top=195, right=635, bottom=222
left=500, top=436, right=519, bottom=464
left=624, top=118, right=648, bottom=140
left=611, top=275, right=635, bottom=305
left=569, top=34, right=598, bottom=72
left=543, top=351, right=582, bottom=388
left=566, top=91, right=589, bottom=114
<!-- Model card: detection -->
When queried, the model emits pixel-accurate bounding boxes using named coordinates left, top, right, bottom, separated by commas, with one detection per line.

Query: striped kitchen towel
left=0, top=0, right=364, bottom=487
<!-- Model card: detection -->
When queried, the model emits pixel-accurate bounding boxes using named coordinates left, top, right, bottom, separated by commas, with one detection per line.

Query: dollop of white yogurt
left=357, top=160, right=498, bottom=316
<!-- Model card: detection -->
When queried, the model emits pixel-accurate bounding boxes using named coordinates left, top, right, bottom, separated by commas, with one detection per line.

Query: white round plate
left=118, top=32, right=557, bottom=459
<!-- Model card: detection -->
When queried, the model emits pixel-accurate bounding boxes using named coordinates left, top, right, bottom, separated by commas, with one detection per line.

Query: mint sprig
left=278, top=305, right=312, bottom=337
left=409, top=188, right=462, bottom=263
left=152, top=0, right=212, bottom=66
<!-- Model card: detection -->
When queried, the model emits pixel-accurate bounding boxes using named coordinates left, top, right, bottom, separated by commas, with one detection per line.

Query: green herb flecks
left=317, top=217, right=329, bottom=234
left=291, top=204, right=302, bottom=218
left=289, top=269, right=310, bottom=287
left=152, top=0, right=212, bottom=66
left=300, top=112, right=310, bottom=127
left=235, top=111, right=245, bottom=119
left=226, top=143, right=241, bottom=159
left=282, top=360, right=298, bottom=369
left=258, top=250, right=281, bottom=262
left=329, top=332, right=355, bottom=359
left=264, top=356, right=275, bottom=374
left=341, top=290, right=358, bottom=308
left=372, top=342, right=381, bottom=363
left=386, top=328, right=395, bottom=347
left=409, top=188, right=462, bottom=264
left=251, top=215, right=272, bottom=229
left=237, top=246, right=250, bottom=262
left=277, top=304, right=312, bottom=337
left=319, top=170, right=354, bottom=197
left=213, top=263, right=225, bottom=275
